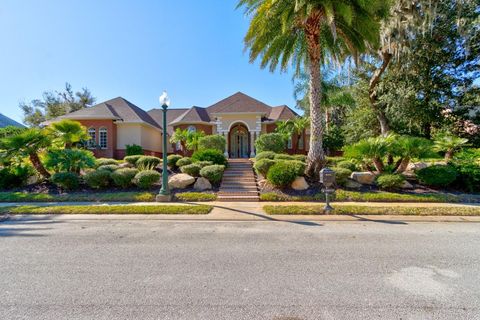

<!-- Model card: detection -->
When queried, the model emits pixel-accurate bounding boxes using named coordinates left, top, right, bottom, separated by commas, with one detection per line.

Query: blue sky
left=0, top=0, right=297, bottom=123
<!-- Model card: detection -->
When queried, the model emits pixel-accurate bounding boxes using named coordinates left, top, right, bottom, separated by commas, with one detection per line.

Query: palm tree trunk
left=395, top=157, right=410, bottom=174
left=372, top=157, right=384, bottom=173
left=369, top=50, right=392, bottom=136
left=305, top=11, right=326, bottom=179
left=29, top=152, right=50, bottom=179
left=445, top=150, right=453, bottom=162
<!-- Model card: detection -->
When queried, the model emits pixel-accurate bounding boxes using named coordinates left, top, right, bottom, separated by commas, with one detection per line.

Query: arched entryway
left=229, top=123, right=250, bottom=158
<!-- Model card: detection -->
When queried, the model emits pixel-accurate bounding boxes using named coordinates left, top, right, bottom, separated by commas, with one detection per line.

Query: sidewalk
left=2, top=201, right=480, bottom=223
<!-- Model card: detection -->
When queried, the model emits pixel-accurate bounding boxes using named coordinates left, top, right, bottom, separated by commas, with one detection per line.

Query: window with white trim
left=187, top=125, right=196, bottom=133
left=99, top=127, right=107, bottom=149
left=88, top=128, right=96, bottom=148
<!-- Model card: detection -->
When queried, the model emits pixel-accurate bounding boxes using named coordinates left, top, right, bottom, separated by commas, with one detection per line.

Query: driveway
left=1, top=217, right=480, bottom=319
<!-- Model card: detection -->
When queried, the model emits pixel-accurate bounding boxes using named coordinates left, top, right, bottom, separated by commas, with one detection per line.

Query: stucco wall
left=217, top=114, right=261, bottom=133
left=141, top=125, right=162, bottom=153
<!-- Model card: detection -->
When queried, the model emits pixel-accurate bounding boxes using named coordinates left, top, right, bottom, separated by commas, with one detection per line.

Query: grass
left=263, top=205, right=480, bottom=216
left=0, top=191, right=157, bottom=202
left=0, top=204, right=213, bottom=215
left=175, top=192, right=217, bottom=202
left=259, top=190, right=461, bottom=203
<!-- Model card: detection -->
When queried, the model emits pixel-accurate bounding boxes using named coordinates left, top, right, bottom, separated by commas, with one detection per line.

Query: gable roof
left=147, top=108, right=189, bottom=135
left=0, top=113, right=25, bottom=128
left=267, top=105, right=299, bottom=122
left=170, top=106, right=211, bottom=125
left=206, top=92, right=272, bottom=114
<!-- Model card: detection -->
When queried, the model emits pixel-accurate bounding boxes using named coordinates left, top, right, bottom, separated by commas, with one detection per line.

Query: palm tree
left=185, top=131, right=206, bottom=152
left=170, top=128, right=189, bottom=152
left=238, top=0, right=389, bottom=178
left=0, top=128, right=52, bottom=178
left=433, top=133, right=469, bottom=161
left=391, top=136, right=434, bottom=173
left=275, top=117, right=309, bottom=153
left=47, top=119, right=89, bottom=149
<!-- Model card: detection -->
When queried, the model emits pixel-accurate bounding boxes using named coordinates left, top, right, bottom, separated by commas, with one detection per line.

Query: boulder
left=258, top=179, right=273, bottom=191
left=401, top=180, right=414, bottom=189
left=350, top=172, right=376, bottom=185
left=168, top=173, right=195, bottom=189
left=345, top=179, right=363, bottom=190
left=194, top=177, right=212, bottom=191
left=407, top=162, right=428, bottom=171
left=291, top=176, right=309, bottom=191
left=118, top=162, right=133, bottom=168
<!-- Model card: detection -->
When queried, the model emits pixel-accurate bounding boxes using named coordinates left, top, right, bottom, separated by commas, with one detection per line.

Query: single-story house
left=0, top=113, right=25, bottom=128
left=46, top=92, right=308, bottom=159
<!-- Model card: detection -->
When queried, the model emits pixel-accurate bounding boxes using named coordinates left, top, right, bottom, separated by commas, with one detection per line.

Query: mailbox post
left=320, top=168, right=335, bottom=214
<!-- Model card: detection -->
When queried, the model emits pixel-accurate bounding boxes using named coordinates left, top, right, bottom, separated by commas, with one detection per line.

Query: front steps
left=218, top=159, right=259, bottom=201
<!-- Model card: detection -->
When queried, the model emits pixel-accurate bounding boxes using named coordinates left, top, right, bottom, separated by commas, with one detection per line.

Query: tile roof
left=0, top=113, right=25, bottom=128
left=206, top=92, right=272, bottom=114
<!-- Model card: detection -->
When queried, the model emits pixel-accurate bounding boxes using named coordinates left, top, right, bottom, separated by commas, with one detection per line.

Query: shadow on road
left=0, top=216, right=62, bottom=237
left=348, top=215, right=408, bottom=225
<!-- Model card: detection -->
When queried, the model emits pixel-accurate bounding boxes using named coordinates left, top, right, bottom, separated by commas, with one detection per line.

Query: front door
left=229, top=124, right=250, bottom=158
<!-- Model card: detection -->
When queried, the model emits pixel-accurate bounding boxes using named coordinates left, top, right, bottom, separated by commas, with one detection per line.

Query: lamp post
left=156, top=91, right=172, bottom=202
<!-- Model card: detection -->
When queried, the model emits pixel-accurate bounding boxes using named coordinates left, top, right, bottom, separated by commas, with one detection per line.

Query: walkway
left=217, top=159, right=259, bottom=201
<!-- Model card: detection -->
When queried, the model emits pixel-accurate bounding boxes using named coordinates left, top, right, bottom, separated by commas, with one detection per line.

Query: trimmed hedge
left=195, top=161, right=213, bottom=168
left=134, top=170, right=161, bottom=189
left=200, top=165, right=225, bottom=185
left=50, top=172, right=79, bottom=190
left=274, top=154, right=296, bottom=161
left=337, top=160, right=357, bottom=171
left=255, top=133, right=285, bottom=153
left=255, top=151, right=276, bottom=161
left=124, top=155, right=142, bottom=166
left=111, top=168, right=139, bottom=188
left=254, top=159, right=276, bottom=177
left=192, top=149, right=227, bottom=166
left=198, top=134, right=226, bottom=152
left=289, top=160, right=306, bottom=176
left=95, top=158, right=118, bottom=168
left=176, top=157, right=192, bottom=167
left=331, top=167, right=352, bottom=187
left=376, top=174, right=405, bottom=190
left=167, top=154, right=183, bottom=169
left=136, top=156, right=161, bottom=170
left=416, top=165, right=457, bottom=187
left=83, top=170, right=111, bottom=189
left=97, top=164, right=119, bottom=172
left=293, top=154, right=306, bottom=162
left=267, top=161, right=297, bottom=188
left=180, top=163, right=202, bottom=177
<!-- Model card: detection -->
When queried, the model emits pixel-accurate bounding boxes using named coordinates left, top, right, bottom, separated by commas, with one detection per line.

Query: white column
left=250, top=131, right=257, bottom=157
left=223, top=131, right=229, bottom=158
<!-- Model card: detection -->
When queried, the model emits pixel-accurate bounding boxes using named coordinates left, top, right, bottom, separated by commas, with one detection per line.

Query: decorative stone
left=194, top=177, right=212, bottom=191
left=168, top=173, right=195, bottom=189
left=407, top=162, right=428, bottom=171
left=401, top=180, right=414, bottom=189
left=119, top=162, right=133, bottom=168
left=350, top=172, right=376, bottom=185
left=258, top=179, right=273, bottom=191
left=291, top=176, right=309, bottom=191
left=345, top=179, right=363, bottom=190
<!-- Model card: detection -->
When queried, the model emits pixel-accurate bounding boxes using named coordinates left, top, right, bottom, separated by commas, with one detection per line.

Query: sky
left=0, top=0, right=297, bottom=124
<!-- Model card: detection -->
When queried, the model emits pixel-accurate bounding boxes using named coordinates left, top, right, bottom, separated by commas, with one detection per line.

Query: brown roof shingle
left=206, top=92, right=272, bottom=114
left=148, top=108, right=189, bottom=135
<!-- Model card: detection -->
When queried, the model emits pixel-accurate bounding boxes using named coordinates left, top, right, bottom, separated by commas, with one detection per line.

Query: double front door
left=230, top=124, right=250, bottom=158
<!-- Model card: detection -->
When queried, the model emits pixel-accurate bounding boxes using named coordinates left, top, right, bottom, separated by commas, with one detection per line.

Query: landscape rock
left=194, top=177, right=212, bottom=191
left=407, top=162, right=428, bottom=171
left=291, top=176, right=309, bottom=191
left=118, top=162, right=133, bottom=168
left=258, top=179, right=273, bottom=191
left=401, top=180, right=414, bottom=189
left=345, top=179, right=363, bottom=190
left=168, top=173, right=195, bottom=189
left=350, top=172, right=376, bottom=185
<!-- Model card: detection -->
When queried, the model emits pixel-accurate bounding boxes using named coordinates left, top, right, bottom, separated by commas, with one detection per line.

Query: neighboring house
left=0, top=113, right=25, bottom=128
left=46, top=92, right=306, bottom=159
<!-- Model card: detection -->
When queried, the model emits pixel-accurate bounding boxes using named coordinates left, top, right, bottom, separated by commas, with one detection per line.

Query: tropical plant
left=170, top=128, right=189, bottom=151
left=198, top=134, right=226, bottom=152
left=47, top=119, right=89, bottom=149
left=44, top=149, right=96, bottom=173
left=255, top=133, right=285, bottom=154
left=185, top=131, right=206, bottom=152
left=126, top=144, right=144, bottom=156
left=275, top=117, right=309, bottom=153
left=433, top=133, right=469, bottom=161
left=238, top=0, right=389, bottom=178
left=390, top=136, right=434, bottom=173
left=0, top=165, right=33, bottom=189
left=343, top=135, right=392, bottom=172
left=169, top=128, right=206, bottom=152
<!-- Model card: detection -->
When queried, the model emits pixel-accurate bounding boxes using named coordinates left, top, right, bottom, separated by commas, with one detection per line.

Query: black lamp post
left=156, top=91, right=172, bottom=202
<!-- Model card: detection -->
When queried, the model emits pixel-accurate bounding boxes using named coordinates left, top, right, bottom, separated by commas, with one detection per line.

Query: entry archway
left=229, top=123, right=250, bottom=158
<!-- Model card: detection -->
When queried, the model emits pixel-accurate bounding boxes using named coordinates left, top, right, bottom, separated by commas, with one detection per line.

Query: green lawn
left=175, top=192, right=217, bottom=202
left=0, top=204, right=213, bottom=215
left=263, top=205, right=480, bottom=216
left=0, top=191, right=157, bottom=202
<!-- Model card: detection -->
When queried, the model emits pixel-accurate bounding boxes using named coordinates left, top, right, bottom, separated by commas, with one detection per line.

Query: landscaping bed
left=0, top=204, right=213, bottom=215
left=263, top=205, right=480, bottom=216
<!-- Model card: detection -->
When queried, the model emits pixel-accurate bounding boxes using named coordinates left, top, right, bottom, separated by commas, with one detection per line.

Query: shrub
left=274, top=154, right=296, bottom=161
left=198, top=134, right=226, bottom=152
left=97, top=164, right=119, bottom=172
left=192, top=149, right=227, bottom=166
left=331, top=167, right=352, bottom=187
left=167, top=154, right=183, bottom=169
left=124, top=155, right=142, bottom=166
left=180, top=163, right=202, bottom=177
left=376, top=174, right=405, bottom=190
left=254, top=159, right=276, bottom=177
left=289, top=160, right=306, bottom=176
left=255, top=151, right=276, bottom=161
left=125, top=144, right=144, bottom=156
left=416, top=165, right=458, bottom=187
left=50, top=172, right=79, bottom=190
left=136, top=156, right=161, bottom=170
left=452, top=162, right=480, bottom=193
left=176, top=157, right=192, bottom=168
left=195, top=161, right=213, bottom=168
left=83, top=170, right=111, bottom=189
left=255, top=133, right=286, bottom=153
left=111, top=168, right=139, bottom=188
left=200, top=165, right=225, bottom=185
left=44, top=149, right=96, bottom=173
left=337, top=160, right=357, bottom=171
left=95, top=158, right=118, bottom=168
left=134, top=170, right=161, bottom=189
left=293, top=154, right=306, bottom=162
left=0, top=165, right=32, bottom=189
left=267, top=161, right=297, bottom=188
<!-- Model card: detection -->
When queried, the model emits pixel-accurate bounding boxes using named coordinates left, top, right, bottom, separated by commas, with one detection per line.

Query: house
left=0, top=113, right=25, bottom=128
left=47, top=92, right=307, bottom=159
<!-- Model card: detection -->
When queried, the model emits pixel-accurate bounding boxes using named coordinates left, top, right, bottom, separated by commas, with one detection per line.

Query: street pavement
left=1, top=217, right=480, bottom=319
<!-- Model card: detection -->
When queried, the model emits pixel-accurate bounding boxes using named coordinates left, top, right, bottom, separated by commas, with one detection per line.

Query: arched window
left=187, top=125, right=196, bottom=133
left=99, top=127, right=107, bottom=149
left=298, top=133, right=304, bottom=150
left=88, top=128, right=96, bottom=148
left=287, top=136, right=293, bottom=149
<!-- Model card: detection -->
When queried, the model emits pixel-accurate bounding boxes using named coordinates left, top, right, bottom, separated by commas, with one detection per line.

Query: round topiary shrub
left=192, top=149, right=227, bottom=166
left=200, top=165, right=225, bottom=185
left=255, top=133, right=286, bottom=153
left=266, top=161, right=297, bottom=188
left=167, top=154, right=183, bottom=170
left=111, top=168, right=139, bottom=188
left=97, top=164, right=119, bottom=172
left=289, top=160, right=306, bottom=176
left=274, top=154, right=296, bottom=161
left=337, top=160, right=357, bottom=172
left=176, top=157, right=192, bottom=168
left=255, top=151, right=276, bottom=161
left=198, top=134, right=226, bottom=152
left=254, top=159, right=276, bottom=177
left=416, top=165, right=458, bottom=187
left=195, top=161, right=213, bottom=168
left=376, top=173, right=405, bottom=190
left=124, top=155, right=142, bottom=166
left=134, top=170, right=161, bottom=189
left=293, top=154, right=306, bottom=162
left=180, top=163, right=202, bottom=177
left=331, top=167, right=352, bottom=187
left=136, top=156, right=161, bottom=170
left=95, top=158, right=118, bottom=168
left=50, top=172, right=79, bottom=190
left=84, top=170, right=111, bottom=189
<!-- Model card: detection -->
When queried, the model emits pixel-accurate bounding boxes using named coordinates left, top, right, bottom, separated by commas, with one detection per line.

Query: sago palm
left=238, top=0, right=389, bottom=178
left=47, top=119, right=89, bottom=149
left=275, top=117, right=310, bottom=153
left=433, top=134, right=469, bottom=161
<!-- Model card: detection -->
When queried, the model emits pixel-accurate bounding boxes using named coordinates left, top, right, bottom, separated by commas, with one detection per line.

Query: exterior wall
left=76, top=119, right=117, bottom=158
left=261, top=122, right=307, bottom=155
left=116, top=123, right=163, bottom=159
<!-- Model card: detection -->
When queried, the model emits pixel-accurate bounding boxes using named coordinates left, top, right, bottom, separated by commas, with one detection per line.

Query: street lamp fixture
left=156, top=91, right=172, bottom=202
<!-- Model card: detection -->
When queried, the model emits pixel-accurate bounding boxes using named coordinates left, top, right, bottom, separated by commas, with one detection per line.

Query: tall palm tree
left=238, top=0, right=389, bottom=178
left=47, top=119, right=90, bottom=149
left=275, top=117, right=310, bottom=154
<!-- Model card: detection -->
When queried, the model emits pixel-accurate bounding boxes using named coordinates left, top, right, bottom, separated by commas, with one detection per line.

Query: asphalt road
left=1, top=217, right=480, bottom=320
